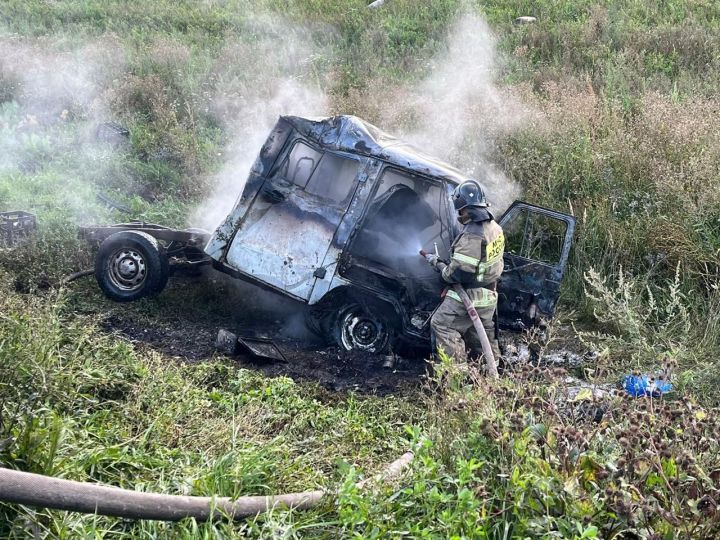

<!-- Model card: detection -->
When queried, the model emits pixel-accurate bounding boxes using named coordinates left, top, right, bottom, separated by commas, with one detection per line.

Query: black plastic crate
left=1, top=211, right=37, bottom=247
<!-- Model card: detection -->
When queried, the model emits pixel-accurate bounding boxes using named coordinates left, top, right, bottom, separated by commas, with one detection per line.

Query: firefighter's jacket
left=436, top=219, right=505, bottom=307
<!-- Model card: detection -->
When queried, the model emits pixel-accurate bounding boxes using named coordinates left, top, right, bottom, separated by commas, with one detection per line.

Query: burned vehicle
left=82, top=115, right=575, bottom=355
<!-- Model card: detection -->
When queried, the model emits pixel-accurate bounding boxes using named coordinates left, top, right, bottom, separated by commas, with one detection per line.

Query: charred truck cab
left=206, top=116, right=576, bottom=354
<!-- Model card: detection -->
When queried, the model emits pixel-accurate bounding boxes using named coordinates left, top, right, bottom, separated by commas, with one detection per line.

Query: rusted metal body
left=496, top=201, right=575, bottom=330
left=79, top=221, right=211, bottom=268
left=1, top=211, right=37, bottom=247
left=79, top=222, right=209, bottom=247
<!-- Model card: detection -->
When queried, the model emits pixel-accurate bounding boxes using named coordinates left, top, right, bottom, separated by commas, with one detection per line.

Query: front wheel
left=334, top=304, right=390, bottom=353
left=95, top=231, right=169, bottom=302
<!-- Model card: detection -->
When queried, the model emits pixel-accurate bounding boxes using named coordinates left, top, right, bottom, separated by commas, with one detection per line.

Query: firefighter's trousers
left=430, top=286, right=501, bottom=364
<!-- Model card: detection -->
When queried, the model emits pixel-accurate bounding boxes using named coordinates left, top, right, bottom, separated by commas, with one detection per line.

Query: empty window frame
left=503, top=209, right=568, bottom=266
left=274, top=141, right=360, bottom=205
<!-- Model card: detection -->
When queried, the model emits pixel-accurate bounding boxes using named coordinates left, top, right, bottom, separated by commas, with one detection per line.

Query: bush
left=581, top=265, right=720, bottom=404
left=336, top=363, right=720, bottom=538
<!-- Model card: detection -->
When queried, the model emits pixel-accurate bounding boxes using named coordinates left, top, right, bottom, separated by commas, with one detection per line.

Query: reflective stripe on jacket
left=445, top=287, right=498, bottom=308
left=439, top=220, right=505, bottom=288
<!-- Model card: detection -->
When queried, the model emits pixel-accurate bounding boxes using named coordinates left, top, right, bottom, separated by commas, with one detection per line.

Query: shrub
left=581, top=265, right=720, bottom=403
left=336, top=363, right=720, bottom=538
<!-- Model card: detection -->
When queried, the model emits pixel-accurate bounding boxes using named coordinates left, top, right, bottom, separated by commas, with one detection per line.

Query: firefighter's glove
left=424, top=253, right=440, bottom=268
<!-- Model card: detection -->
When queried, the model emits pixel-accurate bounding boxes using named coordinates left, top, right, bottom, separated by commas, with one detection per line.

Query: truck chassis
left=79, top=221, right=211, bottom=302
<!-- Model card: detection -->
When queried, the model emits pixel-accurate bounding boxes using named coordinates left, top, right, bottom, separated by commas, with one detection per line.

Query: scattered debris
left=101, top=291, right=425, bottom=395
left=237, top=336, right=287, bottom=362
left=623, top=373, right=672, bottom=398
left=541, top=350, right=587, bottom=368
left=1, top=211, right=37, bottom=248
left=216, top=329, right=287, bottom=362
left=99, top=277, right=608, bottom=397
left=500, top=332, right=591, bottom=370
left=514, top=16, right=537, bottom=25
left=560, top=376, right=614, bottom=422
left=216, top=328, right=240, bottom=356
left=563, top=376, right=612, bottom=402
left=501, top=340, right=532, bottom=364
left=382, top=353, right=396, bottom=369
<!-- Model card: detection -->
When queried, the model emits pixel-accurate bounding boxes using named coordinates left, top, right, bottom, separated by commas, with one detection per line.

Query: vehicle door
left=224, top=139, right=364, bottom=301
left=497, top=201, right=576, bottom=328
left=341, top=168, right=455, bottom=306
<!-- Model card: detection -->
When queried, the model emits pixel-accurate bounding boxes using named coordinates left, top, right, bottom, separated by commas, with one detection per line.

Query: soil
left=94, top=271, right=589, bottom=395
left=97, top=275, right=427, bottom=395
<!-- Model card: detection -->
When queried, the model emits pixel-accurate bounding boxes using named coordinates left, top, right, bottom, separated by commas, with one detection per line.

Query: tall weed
left=581, top=265, right=720, bottom=403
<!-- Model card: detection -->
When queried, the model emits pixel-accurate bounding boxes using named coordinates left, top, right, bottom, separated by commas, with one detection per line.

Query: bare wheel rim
left=107, top=248, right=147, bottom=291
left=339, top=309, right=388, bottom=352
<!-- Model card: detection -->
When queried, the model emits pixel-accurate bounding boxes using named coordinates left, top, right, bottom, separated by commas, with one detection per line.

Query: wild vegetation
left=1, top=0, right=719, bottom=537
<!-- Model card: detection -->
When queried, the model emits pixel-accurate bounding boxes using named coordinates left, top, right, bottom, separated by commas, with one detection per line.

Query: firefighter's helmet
left=451, top=180, right=489, bottom=211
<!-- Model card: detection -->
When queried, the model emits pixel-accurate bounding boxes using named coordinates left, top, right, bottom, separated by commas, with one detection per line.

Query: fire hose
left=420, top=250, right=500, bottom=379
left=450, top=283, right=500, bottom=379
left=0, top=452, right=414, bottom=522
left=61, top=268, right=93, bottom=284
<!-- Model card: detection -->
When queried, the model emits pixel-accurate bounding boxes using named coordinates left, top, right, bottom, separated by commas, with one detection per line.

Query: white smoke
left=1, top=10, right=528, bottom=233
left=0, top=36, right=125, bottom=220
left=390, top=13, right=531, bottom=212
left=189, top=17, right=329, bottom=230
left=191, top=11, right=531, bottom=230
left=0, top=37, right=124, bottom=115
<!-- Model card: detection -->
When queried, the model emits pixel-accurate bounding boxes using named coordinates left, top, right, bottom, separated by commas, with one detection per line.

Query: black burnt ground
left=98, top=276, right=426, bottom=395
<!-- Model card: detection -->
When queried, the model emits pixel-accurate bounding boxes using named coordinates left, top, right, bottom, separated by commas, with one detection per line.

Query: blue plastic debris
left=623, top=374, right=672, bottom=398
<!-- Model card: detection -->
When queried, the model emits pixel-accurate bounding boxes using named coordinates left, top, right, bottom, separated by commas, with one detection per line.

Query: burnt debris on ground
left=102, top=311, right=426, bottom=394
left=96, top=275, right=426, bottom=394
left=91, top=271, right=595, bottom=395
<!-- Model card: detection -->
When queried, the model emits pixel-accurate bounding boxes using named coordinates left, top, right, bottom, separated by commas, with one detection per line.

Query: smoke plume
left=0, top=36, right=125, bottom=221
left=384, top=12, right=531, bottom=212
left=192, top=11, right=531, bottom=229
left=189, top=17, right=329, bottom=230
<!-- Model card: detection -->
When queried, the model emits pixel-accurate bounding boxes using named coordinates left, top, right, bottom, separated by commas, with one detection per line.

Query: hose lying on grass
left=0, top=452, right=414, bottom=522
left=61, top=269, right=93, bottom=284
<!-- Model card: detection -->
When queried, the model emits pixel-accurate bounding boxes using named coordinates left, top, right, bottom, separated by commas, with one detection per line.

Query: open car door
left=497, top=201, right=576, bottom=329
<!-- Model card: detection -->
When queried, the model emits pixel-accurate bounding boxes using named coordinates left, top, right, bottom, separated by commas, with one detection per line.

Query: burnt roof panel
left=281, top=115, right=470, bottom=186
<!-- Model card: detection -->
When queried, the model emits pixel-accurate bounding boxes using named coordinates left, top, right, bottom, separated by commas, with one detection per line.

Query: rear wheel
left=95, top=231, right=169, bottom=302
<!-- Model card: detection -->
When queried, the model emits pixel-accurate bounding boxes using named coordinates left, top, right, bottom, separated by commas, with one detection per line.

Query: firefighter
left=425, top=180, right=504, bottom=364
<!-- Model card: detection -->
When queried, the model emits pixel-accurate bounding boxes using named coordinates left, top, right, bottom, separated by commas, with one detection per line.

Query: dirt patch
left=252, top=345, right=426, bottom=394
left=93, top=273, right=589, bottom=395
left=100, top=313, right=220, bottom=362
left=102, top=313, right=426, bottom=394
left=97, top=276, right=427, bottom=395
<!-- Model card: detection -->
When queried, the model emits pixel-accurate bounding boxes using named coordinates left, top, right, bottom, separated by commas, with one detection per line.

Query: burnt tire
left=333, top=304, right=390, bottom=354
left=95, top=231, right=169, bottom=302
left=305, top=306, right=334, bottom=343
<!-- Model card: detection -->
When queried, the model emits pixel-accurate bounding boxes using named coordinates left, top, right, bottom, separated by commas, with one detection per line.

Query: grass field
left=1, top=0, right=720, bottom=537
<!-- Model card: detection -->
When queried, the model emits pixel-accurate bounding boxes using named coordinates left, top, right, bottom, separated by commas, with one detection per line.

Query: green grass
left=0, top=282, right=423, bottom=537
left=2, top=0, right=720, bottom=536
